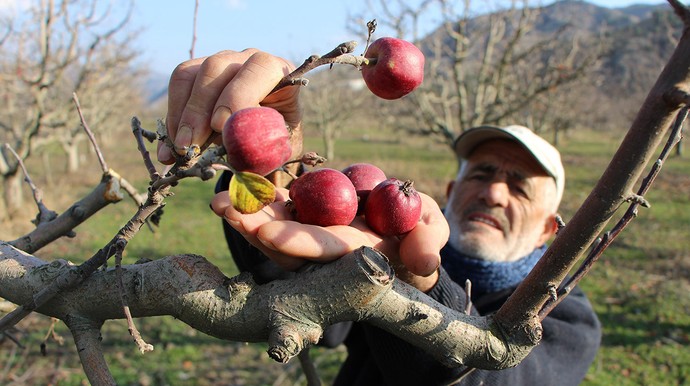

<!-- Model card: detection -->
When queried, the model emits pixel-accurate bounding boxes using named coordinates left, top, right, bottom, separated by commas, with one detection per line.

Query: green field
left=1, top=124, right=689, bottom=385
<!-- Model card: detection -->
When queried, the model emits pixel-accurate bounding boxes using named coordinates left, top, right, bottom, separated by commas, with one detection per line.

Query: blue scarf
left=440, top=243, right=547, bottom=295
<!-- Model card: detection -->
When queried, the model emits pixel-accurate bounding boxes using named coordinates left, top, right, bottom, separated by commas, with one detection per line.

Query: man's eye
left=468, top=173, right=488, bottom=181
left=512, top=185, right=529, bottom=198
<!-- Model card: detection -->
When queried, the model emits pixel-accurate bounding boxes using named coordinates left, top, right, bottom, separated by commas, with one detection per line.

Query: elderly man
left=163, top=50, right=601, bottom=385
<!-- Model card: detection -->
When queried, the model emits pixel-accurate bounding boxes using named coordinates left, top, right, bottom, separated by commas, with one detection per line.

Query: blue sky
left=127, top=0, right=666, bottom=77
left=0, top=0, right=668, bottom=77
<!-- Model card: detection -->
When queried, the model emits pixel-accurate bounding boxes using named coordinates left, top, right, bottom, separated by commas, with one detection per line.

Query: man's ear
left=446, top=180, right=455, bottom=199
left=536, top=214, right=559, bottom=246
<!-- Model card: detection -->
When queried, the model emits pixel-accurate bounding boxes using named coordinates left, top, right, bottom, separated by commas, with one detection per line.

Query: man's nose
left=478, top=180, right=509, bottom=207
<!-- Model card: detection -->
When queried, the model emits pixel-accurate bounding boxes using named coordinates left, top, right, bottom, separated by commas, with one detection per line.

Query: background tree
left=302, top=66, right=368, bottom=160
left=1, top=0, right=688, bottom=384
left=0, top=0, right=689, bottom=382
left=0, top=0, right=145, bottom=220
left=350, top=0, right=604, bottom=146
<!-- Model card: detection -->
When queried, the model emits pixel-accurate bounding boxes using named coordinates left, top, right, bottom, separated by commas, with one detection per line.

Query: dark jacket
left=215, top=172, right=601, bottom=385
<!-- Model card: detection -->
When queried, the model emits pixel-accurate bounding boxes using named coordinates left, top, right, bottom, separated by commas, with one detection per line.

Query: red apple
left=361, top=37, right=425, bottom=100
left=222, top=106, right=292, bottom=176
left=289, top=168, right=358, bottom=227
left=365, top=178, right=422, bottom=236
left=341, top=163, right=387, bottom=215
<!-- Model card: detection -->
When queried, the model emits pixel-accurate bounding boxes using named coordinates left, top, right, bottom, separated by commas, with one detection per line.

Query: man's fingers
left=256, top=221, right=373, bottom=262
left=173, top=50, right=258, bottom=152
left=399, top=193, right=449, bottom=276
left=211, top=51, right=296, bottom=131
left=211, top=188, right=289, bottom=232
left=161, top=56, right=206, bottom=163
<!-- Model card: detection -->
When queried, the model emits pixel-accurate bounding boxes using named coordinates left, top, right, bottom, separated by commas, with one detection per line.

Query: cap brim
left=453, top=125, right=521, bottom=160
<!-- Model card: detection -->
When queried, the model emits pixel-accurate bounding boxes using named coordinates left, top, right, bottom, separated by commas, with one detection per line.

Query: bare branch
left=7, top=170, right=125, bottom=254
left=72, top=92, right=108, bottom=173
left=271, top=41, right=361, bottom=93
left=539, top=106, right=689, bottom=318
left=2, top=143, right=57, bottom=226
left=131, top=117, right=161, bottom=182
left=497, top=3, right=690, bottom=328
left=190, top=0, right=199, bottom=59
left=114, top=239, right=153, bottom=354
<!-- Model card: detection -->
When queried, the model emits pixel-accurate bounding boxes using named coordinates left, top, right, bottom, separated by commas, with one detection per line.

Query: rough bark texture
left=0, top=244, right=532, bottom=369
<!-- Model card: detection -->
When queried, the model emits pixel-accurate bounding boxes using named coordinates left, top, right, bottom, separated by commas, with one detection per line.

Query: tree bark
left=0, top=244, right=533, bottom=370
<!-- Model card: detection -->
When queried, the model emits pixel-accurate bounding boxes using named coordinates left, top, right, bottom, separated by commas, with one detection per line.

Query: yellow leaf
left=229, top=171, right=277, bottom=214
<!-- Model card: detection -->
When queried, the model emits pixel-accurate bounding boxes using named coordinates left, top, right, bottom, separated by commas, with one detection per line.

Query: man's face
left=444, top=139, right=557, bottom=262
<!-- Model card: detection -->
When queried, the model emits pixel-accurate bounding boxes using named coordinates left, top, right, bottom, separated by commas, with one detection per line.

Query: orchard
left=1, top=4, right=690, bottom=385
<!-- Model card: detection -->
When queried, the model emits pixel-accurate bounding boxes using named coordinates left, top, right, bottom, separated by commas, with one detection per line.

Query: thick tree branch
left=8, top=171, right=124, bottom=254
left=496, top=0, right=690, bottom=331
left=0, top=244, right=534, bottom=370
left=67, top=316, right=114, bottom=385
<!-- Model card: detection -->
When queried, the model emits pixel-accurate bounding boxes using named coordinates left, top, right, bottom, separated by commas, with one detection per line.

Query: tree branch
left=7, top=170, right=124, bottom=254
left=0, top=244, right=535, bottom=370
left=496, top=0, right=690, bottom=331
left=67, top=316, right=115, bottom=385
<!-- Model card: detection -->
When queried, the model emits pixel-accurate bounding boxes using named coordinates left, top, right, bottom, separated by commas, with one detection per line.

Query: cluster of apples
left=221, top=37, right=425, bottom=236
left=289, top=164, right=422, bottom=236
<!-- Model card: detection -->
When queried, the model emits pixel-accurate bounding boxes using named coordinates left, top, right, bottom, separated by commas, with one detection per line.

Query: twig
left=2, top=329, right=23, bottom=348
left=73, top=92, right=108, bottom=173
left=2, top=143, right=57, bottom=226
left=1, top=117, right=224, bottom=334
left=132, top=117, right=161, bottom=182
left=539, top=106, right=689, bottom=319
left=40, top=317, right=64, bottom=356
left=364, top=19, right=378, bottom=53
left=270, top=41, right=363, bottom=94
left=189, top=0, right=199, bottom=60
left=297, top=349, right=321, bottom=386
left=114, top=238, right=153, bottom=354
left=0, top=184, right=166, bottom=333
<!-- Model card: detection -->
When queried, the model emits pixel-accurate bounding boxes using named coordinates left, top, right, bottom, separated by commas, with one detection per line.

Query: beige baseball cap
left=453, top=125, right=565, bottom=205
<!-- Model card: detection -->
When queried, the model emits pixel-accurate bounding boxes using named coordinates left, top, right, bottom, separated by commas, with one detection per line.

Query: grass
left=1, top=124, right=689, bottom=385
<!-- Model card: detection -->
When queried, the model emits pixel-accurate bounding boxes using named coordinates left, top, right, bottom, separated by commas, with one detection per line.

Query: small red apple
left=222, top=106, right=292, bottom=176
left=361, top=37, right=425, bottom=100
left=342, top=163, right=387, bottom=215
left=289, top=168, right=358, bottom=227
left=365, top=178, right=422, bottom=236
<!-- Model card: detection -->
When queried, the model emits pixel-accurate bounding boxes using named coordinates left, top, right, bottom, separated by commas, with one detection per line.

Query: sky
left=128, top=0, right=668, bottom=77
left=0, top=0, right=669, bottom=78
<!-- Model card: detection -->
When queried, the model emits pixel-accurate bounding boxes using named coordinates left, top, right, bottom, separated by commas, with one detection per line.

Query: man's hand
left=158, top=49, right=303, bottom=165
left=211, top=188, right=449, bottom=292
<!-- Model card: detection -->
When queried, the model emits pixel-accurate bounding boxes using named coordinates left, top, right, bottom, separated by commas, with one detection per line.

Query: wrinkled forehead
left=463, top=139, right=551, bottom=177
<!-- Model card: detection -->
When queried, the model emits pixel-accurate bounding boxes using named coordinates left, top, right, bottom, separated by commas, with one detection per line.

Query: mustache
left=461, top=204, right=510, bottom=233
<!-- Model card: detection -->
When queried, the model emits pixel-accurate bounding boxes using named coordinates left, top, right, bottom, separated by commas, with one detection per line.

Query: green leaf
left=229, top=171, right=277, bottom=214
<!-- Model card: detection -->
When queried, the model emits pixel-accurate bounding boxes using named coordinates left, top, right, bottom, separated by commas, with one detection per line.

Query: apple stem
left=280, top=165, right=300, bottom=181
left=270, top=41, right=359, bottom=94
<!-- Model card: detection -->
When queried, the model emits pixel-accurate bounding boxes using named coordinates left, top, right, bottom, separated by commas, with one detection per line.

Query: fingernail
left=157, top=143, right=173, bottom=163
left=175, top=125, right=193, bottom=154
left=211, top=106, right=232, bottom=132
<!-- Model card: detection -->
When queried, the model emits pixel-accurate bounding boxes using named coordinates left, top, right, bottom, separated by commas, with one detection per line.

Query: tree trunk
left=323, top=125, right=336, bottom=161
left=67, top=143, right=81, bottom=173
left=2, top=171, right=24, bottom=219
